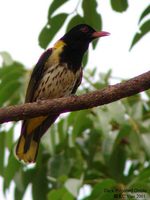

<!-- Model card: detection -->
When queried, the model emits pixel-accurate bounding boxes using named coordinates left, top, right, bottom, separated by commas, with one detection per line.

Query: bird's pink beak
left=92, top=31, right=110, bottom=38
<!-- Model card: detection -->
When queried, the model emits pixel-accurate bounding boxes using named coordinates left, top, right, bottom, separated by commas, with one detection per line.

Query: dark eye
left=81, top=26, right=89, bottom=33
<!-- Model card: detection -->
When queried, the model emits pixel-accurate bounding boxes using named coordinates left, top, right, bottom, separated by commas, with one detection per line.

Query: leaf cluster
left=1, top=64, right=150, bottom=200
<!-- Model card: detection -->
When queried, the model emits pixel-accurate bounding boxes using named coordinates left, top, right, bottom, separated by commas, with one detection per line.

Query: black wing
left=25, top=49, right=52, bottom=102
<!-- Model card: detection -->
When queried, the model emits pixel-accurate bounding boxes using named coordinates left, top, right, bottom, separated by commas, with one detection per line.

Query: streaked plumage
left=16, top=24, right=110, bottom=163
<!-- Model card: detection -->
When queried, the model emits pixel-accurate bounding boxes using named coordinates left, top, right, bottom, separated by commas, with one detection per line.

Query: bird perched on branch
left=16, top=24, right=110, bottom=163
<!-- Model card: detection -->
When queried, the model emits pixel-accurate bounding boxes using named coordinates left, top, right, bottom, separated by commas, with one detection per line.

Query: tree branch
left=0, top=71, right=150, bottom=124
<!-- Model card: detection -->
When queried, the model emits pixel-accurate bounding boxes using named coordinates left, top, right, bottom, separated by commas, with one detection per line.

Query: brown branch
left=0, top=71, right=150, bottom=124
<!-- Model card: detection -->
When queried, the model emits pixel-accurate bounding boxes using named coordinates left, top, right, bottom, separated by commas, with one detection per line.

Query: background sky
left=0, top=1, right=150, bottom=199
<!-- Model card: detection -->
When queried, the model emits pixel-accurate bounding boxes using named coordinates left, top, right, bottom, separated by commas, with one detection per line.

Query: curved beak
left=92, top=31, right=110, bottom=38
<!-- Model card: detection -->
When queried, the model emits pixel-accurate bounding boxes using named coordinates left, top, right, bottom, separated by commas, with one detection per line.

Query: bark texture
left=0, top=71, right=150, bottom=124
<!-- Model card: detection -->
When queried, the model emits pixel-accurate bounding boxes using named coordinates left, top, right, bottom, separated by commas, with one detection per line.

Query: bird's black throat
left=60, top=41, right=89, bottom=72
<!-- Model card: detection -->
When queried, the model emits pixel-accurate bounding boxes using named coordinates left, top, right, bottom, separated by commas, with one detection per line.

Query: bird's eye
left=80, top=26, right=89, bottom=33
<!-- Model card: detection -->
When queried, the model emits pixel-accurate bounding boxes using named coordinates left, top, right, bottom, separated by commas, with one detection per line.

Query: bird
left=15, top=24, right=110, bottom=163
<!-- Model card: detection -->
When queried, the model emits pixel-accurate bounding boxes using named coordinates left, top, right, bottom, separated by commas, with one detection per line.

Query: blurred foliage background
left=0, top=0, right=150, bottom=200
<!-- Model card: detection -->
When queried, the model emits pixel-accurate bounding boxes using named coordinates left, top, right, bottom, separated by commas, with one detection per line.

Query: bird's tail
left=15, top=132, right=39, bottom=163
left=16, top=115, right=58, bottom=163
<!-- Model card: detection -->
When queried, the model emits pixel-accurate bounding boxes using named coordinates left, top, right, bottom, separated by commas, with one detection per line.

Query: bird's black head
left=61, top=24, right=109, bottom=50
left=60, top=24, right=110, bottom=71
left=62, top=24, right=96, bottom=44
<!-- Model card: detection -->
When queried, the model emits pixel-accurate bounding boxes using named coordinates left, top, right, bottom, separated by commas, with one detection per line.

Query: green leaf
left=65, top=178, right=82, bottom=197
left=0, top=51, right=13, bottom=66
left=135, top=167, right=150, bottom=181
left=39, top=13, right=68, bottom=49
left=0, top=62, right=25, bottom=79
left=4, top=152, right=21, bottom=191
left=141, top=133, right=150, bottom=157
left=71, top=110, right=93, bottom=136
left=23, top=169, right=36, bottom=188
left=57, top=118, right=67, bottom=142
left=108, top=125, right=131, bottom=181
left=82, top=51, right=89, bottom=67
left=128, top=129, right=142, bottom=158
left=14, top=169, right=35, bottom=200
left=82, top=0, right=101, bottom=30
left=89, top=179, right=116, bottom=200
left=0, top=131, right=5, bottom=176
left=14, top=187, right=24, bottom=200
left=110, top=0, right=128, bottom=12
left=69, top=149, right=84, bottom=178
left=66, top=15, right=85, bottom=32
left=38, top=26, right=51, bottom=49
left=101, top=69, right=112, bottom=84
left=32, top=166, right=48, bottom=200
left=47, top=188, right=74, bottom=200
left=48, top=0, right=69, bottom=18
left=129, top=167, right=150, bottom=193
left=82, top=0, right=102, bottom=48
left=0, top=80, right=21, bottom=106
left=0, top=68, right=24, bottom=84
left=0, top=62, right=25, bottom=106
left=13, top=169, right=27, bottom=200
left=107, top=101, right=125, bottom=124
left=14, top=169, right=25, bottom=193
left=130, top=20, right=150, bottom=50
left=129, top=101, right=143, bottom=120
left=102, top=135, right=114, bottom=162
left=138, top=5, right=150, bottom=24
left=109, top=145, right=127, bottom=181
left=93, top=108, right=111, bottom=135
left=113, top=124, right=131, bottom=146
left=48, top=153, right=72, bottom=178
left=5, top=126, right=14, bottom=151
